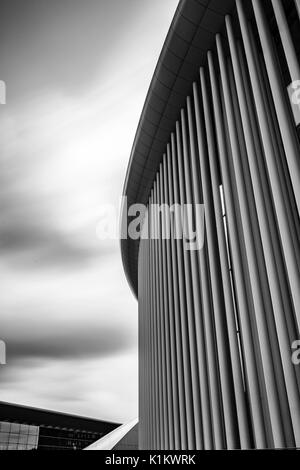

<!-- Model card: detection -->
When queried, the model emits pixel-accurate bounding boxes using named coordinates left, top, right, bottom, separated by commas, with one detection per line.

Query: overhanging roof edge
left=120, top=0, right=236, bottom=298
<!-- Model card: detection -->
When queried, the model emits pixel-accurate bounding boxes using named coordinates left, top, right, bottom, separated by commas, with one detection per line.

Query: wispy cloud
left=0, top=0, right=178, bottom=422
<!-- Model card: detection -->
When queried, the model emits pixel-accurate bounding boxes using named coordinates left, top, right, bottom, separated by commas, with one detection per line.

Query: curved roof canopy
left=84, top=418, right=138, bottom=450
left=121, top=0, right=235, bottom=298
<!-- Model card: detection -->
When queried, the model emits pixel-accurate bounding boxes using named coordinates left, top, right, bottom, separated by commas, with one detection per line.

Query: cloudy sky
left=0, top=0, right=178, bottom=423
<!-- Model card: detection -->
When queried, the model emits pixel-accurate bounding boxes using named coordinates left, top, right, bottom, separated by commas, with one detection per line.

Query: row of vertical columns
left=187, top=89, right=241, bottom=448
left=149, top=192, right=160, bottom=450
left=137, top=0, right=300, bottom=450
left=158, top=165, right=174, bottom=449
left=207, top=51, right=268, bottom=449
left=217, top=31, right=286, bottom=448
left=153, top=180, right=169, bottom=449
left=166, top=143, right=188, bottom=450
left=193, top=69, right=251, bottom=448
left=226, top=13, right=300, bottom=446
left=271, top=0, right=300, bottom=82
left=251, top=0, right=300, bottom=214
left=138, top=214, right=149, bottom=449
left=169, top=133, right=197, bottom=450
left=295, top=0, right=300, bottom=19
left=236, top=0, right=300, bottom=331
left=175, top=121, right=202, bottom=449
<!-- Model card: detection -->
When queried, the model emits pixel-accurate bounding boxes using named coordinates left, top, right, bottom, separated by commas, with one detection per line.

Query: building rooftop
left=0, top=401, right=120, bottom=433
left=121, top=0, right=235, bottom=297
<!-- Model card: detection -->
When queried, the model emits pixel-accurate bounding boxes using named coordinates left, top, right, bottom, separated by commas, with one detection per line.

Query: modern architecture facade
left=0, top=402, right=119, bottom=450
left=121, top=0, right=300, bottom=450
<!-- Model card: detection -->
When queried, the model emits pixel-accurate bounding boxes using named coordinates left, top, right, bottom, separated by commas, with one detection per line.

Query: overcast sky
left=0, top=0, right=178, bottom=423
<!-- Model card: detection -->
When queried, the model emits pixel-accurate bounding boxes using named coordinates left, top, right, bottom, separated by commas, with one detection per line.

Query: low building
left=0, top=401, right=119, bottom=450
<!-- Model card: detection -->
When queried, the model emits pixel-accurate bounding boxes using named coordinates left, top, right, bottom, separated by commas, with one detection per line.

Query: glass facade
left=0, top=421, right=39, bottom=450
left=0, top=420, right=104, bottom=451
left=38, top=426, right=103, bottom=450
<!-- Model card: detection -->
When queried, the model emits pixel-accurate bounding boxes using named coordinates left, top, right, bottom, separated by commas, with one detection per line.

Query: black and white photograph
left=0, top=0, right=299, bottom=457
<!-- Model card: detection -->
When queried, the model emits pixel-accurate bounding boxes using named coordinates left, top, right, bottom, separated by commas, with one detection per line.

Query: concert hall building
left=121, top=0, right=300, bottom=450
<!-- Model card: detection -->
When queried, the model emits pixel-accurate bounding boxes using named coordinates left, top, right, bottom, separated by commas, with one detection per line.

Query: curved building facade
left=121, top=0, right=300, bottom=450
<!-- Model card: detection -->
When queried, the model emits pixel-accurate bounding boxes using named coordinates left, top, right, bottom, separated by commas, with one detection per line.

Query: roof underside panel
left=121, top=0, right=236, bottom=298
